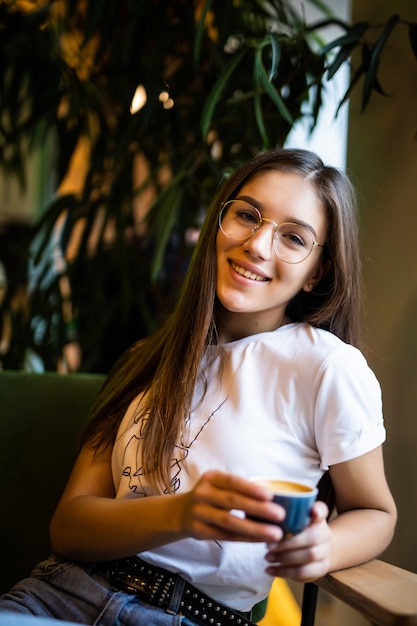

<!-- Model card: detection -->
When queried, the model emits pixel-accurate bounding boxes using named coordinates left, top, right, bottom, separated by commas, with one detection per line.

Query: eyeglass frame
left=218, top=199, right=325, bottom=264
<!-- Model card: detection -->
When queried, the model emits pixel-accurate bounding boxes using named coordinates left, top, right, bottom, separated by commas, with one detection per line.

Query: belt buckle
left=165, top=575, right=186, bottom=614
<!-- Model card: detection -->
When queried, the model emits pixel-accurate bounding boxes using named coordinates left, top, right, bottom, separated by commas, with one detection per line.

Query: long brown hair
left=81, top=148, right=362, bottom=492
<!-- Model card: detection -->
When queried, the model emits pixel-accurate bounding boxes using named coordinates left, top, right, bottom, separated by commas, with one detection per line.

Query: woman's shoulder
left=253, top=322, right=372, bottom=373
left=287, top=323, right=371, bottom=367
left=217, top=323, right=371, bottom=373
left=254, top=322, right=353, bottom=353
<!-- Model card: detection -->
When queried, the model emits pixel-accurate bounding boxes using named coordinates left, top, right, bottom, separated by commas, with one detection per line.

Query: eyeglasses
left=218, top=199, right=324, bottom=264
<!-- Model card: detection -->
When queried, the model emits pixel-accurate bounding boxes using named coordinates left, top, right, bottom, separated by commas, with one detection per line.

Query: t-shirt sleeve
left=315, top=344, right=386, bottom=470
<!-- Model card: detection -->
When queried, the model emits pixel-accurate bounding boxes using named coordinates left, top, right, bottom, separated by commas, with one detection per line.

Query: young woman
left=0, top=149, right=396, bottom=625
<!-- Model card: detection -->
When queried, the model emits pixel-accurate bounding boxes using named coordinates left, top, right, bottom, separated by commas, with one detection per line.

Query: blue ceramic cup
left=250, top=478, right=318, bottom=536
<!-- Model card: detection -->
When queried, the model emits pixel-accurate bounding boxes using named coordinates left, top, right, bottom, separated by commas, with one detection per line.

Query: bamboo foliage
left=0, top=0, right=416, bottom=371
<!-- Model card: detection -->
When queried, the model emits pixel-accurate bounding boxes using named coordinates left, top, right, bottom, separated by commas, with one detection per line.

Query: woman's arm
left=50, top=446, right=287, bottom=562
left=264, top=446, right=397, bottom=582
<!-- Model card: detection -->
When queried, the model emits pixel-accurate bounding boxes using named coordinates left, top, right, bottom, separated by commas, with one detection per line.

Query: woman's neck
left=218, top=308, right=290, bottom=343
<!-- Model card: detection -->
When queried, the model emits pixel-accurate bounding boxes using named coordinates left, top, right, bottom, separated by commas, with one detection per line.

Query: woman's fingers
left=264, top=501, right=331, bottom=581
left=182, top=470, right=285, bottom=542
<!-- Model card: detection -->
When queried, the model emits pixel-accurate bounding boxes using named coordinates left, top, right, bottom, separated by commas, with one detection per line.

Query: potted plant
left=0, top=0, right=416, bottom=372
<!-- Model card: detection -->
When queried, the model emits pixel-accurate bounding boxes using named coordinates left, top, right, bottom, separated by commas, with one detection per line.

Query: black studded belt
left=94, top=555, right=256, bottom=626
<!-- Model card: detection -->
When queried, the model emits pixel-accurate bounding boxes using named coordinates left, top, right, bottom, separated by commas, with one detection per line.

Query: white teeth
left=230, top=261, right=267, bottom=282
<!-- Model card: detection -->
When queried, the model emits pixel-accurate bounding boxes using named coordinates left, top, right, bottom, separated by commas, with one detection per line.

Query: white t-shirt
left=111, top=323, right=385, bottom=611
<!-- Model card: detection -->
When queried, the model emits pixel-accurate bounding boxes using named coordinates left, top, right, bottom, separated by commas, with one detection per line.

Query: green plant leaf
left=310, top=82, right=323, bottom=132
left=194, top=0, right=213, bottom=65
left=306, top=0, right=334, bottom=17
left=150, top=173, right=188, bottom=281
left=254, top=48, right=293, bottom=126
left=268, top=31, right=281, bottom=80
left=326, top=42, right=356, bottom=80
left=335, top=53, right=368, bottom=116
left=362, top=14, right=399, bottom=110
left=253, top=72, right=270, bottom=149
left=201, top=48, right=247, bottom=140
left=408, top=23, right=417, bottom=61
left=320, top=21, right=369, bottom=55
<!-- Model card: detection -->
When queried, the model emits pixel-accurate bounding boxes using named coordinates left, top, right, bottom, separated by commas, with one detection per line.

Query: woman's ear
left=302, top=259, right=331, bottom=293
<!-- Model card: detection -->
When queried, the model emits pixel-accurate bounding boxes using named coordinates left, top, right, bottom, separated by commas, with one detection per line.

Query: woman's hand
left=180, top=469, right=286, bottom=544
left=264, top=500, right=331, bottom=582
left=263, top=447, right=397, bottom=582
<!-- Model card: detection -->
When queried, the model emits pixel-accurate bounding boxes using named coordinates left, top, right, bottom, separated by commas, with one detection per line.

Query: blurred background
left=1, top=0, right=416, bottom=622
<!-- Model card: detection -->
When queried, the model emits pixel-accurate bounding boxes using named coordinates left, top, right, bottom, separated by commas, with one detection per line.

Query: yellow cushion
left=257, top=578, right=301, bottom=626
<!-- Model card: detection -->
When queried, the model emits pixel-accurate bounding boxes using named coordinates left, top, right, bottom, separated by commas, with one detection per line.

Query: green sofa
left=0, top=370, right=105, bottom=594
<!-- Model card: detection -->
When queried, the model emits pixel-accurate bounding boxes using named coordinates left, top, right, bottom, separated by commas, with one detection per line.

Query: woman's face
left=215, top=169, right=328, bottom=341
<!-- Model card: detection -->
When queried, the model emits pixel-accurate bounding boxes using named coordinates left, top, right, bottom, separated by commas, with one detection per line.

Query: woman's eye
left=235, top=210, right=259, bottom=224
left=278, top=223, right=313, bottom=248
left=280, top=231, right=306, bottom=247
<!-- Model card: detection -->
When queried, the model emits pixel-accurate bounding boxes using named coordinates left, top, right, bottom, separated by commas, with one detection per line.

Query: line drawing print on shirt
left=121, top=397, right=228, bottom=495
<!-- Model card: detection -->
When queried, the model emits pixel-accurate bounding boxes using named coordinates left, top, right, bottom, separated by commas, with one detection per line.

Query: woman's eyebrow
left=235, top=194, right=319, bottom=239
left=235, top=194, right=261, bottom=207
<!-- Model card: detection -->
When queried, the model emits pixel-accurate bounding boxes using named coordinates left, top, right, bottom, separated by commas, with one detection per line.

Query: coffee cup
left=249, top=478, right=318, bottom=536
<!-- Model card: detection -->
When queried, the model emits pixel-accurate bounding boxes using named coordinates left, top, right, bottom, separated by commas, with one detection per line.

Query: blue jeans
left=0, top=556, right=196, bottom=625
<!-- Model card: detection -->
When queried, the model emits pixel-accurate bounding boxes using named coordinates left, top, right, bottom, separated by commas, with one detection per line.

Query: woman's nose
left=244, top=222, right=275, bottom=259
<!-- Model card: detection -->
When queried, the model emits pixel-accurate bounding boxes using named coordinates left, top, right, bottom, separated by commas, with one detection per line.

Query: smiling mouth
left=229, top=261, right=269, bottom=282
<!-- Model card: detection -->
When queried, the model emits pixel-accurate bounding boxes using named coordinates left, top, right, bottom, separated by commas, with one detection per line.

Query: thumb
left=310, top=500, right=329, bottom=524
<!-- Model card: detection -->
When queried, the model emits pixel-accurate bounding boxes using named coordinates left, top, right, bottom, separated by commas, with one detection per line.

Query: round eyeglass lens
left=219, top=200, right=262, bottom=241
left=272, top=222, right=315, bottom=264
left=219, top=200, right=316, bottom=264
